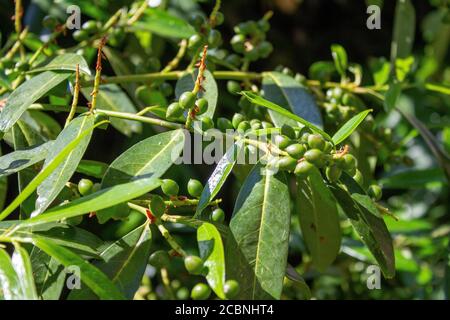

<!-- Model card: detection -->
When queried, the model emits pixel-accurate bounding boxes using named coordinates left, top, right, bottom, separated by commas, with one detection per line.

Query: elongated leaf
left=195, top=143, right=241, bottom=219
left=332, top=110, right=372, bottom=145
left=0, top=146, right=7, bottom=211
left=29, top=53, right=91, bottom=75
left=11, top=243, right=38, bottom=300
left=0, top=71, right=72, bottom=133
left=198, top=222, right=226, bottom=299
left=0, top=120, right=106, bottom=221
left=296, top=168, right=341, bottom=271
left=69, top=223, right=152, bottom=300
left=330, top=173, right=395, bottom=278
left=0, top=248, right=22, bottom=300
left=33, top=238, right=125, bottom=300
left=82, top=84, right=141, bottom=136
left=76, top=160, right=109, bottom=179
left=380, top=168, right=446, bottom=189
left=175, top=70, right=218, bottom=120
left=134, top=8, right=196, bottom=39
left=262, top=72, right=323, bottom=128
left=30, top=248, right=65, bottom=300
left=390, top=0, right=416, bottom=62
left=331, top=44, right=348, bottom=77
left=241, top=91, right=331, bottom=141
left=20, top=178, right=161, bottom=228
left=227, top=163, right=290, bottom=299
left=34, top=114, right=95, bottom=215
left=286, top=264, right=311, bottom=300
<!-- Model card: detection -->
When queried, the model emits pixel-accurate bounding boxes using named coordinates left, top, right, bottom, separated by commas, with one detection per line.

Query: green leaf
left=82, top=84, right=141, bottom=137
left=133, top=8, right=196, bottom=39
left=262, top=72, right=323, bottom=128
left=380, top=168, right=446, bottom=189
left=175, top=70, right=218, bottom=120
left=0, top=248, right=22, bottom=300
left=195, top=143, right=242, bottom=219
left=20, top=177, right=161, bottom=228
left=425, top=83, right=450, bottom=96
left=296, top=168, right=341, bottom=271
left=390, top=0, right=416, bottom=62
left=285, top=264, right=311, bottom=300
left=11, top=243, right=38, bottom=300
left=308, top=61, right=336, bottom=82
left=197, top=222, right=226, bottom=299
left=332, top=110, right=372, bottom=145
left=0, top=146, right=8, bottom=211
left=33, top=238, right=125, bottom=300
left=76, top=160, right=109, bottom=179
left=28, top=110, right=62, bottom=140
left=330, top=173, right=395, bottom=278
left=383, top=79, right=401, bottom=111
left=331, top=44, right=348, bottom=76
left=28, top=53, right=91, bottom=76
left=395, top=56, right=415, bottom=81
left=0, top=120, right=106, bottom=221
left=0, top=71, right=72, bottom=133
left=34, top=114, right=95, bottom=215
left=69, top=223, right=152, bottom=300
left=371, top=57, right=391, bottom=86
left=227, top=163, right=291, bottom=299
left=241, top=91, right=331, bottom=141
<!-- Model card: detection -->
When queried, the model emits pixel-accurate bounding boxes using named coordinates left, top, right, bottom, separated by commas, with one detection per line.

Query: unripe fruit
left=232, top=113, right=246, bottom=129
left=308, top=134, right=326, bottom=151
left=82, top=20, right=99, bottom=33
left=176, top=287, right=190, bottom=300
left=294, top=161, right=314, bottom=178
left=304, top=149, right=324, bottom=165
left=201, top=117, right=214, bottom=131
left=149, top=250, right=170, bottom=269
left=160, top=82, right=173, bottom=97
left=208, top=29, right=222, bottom=48
left=224, top=280, right=240, bottom=299
left=149, top=195, right=166, bottom=218
left=161, top=179, right=179, bottom=196
left=78, top=179, right=94, bottom=196
left=189, top=13, right=206, bottom=29
left=217, top=118, right=233, bottom=132
left=166, top=102, right=184, bottom=120
left=342, top=154, right=357, bottom=171
left=257, top=41, right=273, bottom=58
left=353, top=170, right=363, bottom=185
left=231, top=34, right=246, bottom=53
left=301, top=132, right=311, bottom=143
left=281, top=124, right=296, bottom=139
left=237, top=121, right=251, bottom=134
left=326, top=165, right=342, bottom=182
left=368, top=184, right=382, bottom=201
left=187, top=179, right=203, bottom=198
left=195, top=98, right=208, bottom=115
left=323, top=141, right=333, bottom=153
left=184, top=255, right=204, bottom=275
left=214, top=12, right=224, bottom=26
left=191, top=283, right=211, bottom=300
left=211, top=208, right=225, bottom=223
left=227, top=81, right=241, bottom=95
left=278, top=156, right=297, bottom=171
left=188, top=34, right=203, bottom=49
left=225, top=54, right=241, bottom=67
left=258, top=19, right=270, bottom=32
left=73, top=30, right=89, bottom=42
left=274, top=135, right=292, bottom=150
left=179, top=91, right=196, bottom=109
left=261, top=121, right=274, bottom=129
left=285, top=144, right=306, bottom=159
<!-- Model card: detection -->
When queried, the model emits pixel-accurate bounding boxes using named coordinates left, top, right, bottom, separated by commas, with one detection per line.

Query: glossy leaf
left=175, top=70, right=218, bottom=120
left=12, top=242, right=39, bottom=300
left=82, top=84, right=141, bottom=136
left=0, top=146, right=8, bottom=211
left=30, top=248, right=65, bottom=300
left=0, top=71, right=72, bottom=133
left=33, top=238, right=125, bottom=300
left=262, top=72, right=323, bottom=128
left=29, top=53, right=91, bottom=75
left=331, top=44, right=348, bottom=76
left=197, top=222, right=226, bottom=299
left=296, top=168, right=341, bottom=271
left=76, top=160, right=109, bottom=179
left=69, top=223, right=152, bottom=300
left=0, top=248, right=22, bottom=300
left=241, top=91, right=331, bottom=141
left=391, top=0, right=416, bottom=62
left=227, top=164, right=290, bottom=299
left=34, top=114, right=95, bottom=215
left=332, top=109, right=372, bottom=145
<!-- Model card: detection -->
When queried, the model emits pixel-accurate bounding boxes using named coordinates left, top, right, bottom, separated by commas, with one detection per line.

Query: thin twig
left=65, top=64, right=80, bottom=127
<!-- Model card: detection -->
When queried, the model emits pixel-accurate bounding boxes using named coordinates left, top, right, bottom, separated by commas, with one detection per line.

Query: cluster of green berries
left=230, top=18, right=273, bottom=62
left=73, top=20, right=100, bottom=42
left=188, top=12, right=224, bottom=51
left=323, top=87, right=364, bottom=124
left=275, top=65, right=308, bottom=85
left=218, top=112, right=273, bottom=134
left=165, top=91, right=208, bottom=121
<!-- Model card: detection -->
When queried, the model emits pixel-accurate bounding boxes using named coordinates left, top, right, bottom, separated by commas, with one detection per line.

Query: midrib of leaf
left=266, top=73, right=296, bottom=113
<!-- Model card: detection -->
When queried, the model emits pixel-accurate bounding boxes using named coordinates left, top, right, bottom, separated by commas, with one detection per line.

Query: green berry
left=201, top=117, right=214, bottom=131
left=232, top=113, right=246, bottom=129
left=214, top=12, right=224, bottom=26
left=301, top=132, right=311, bottom=143
left=274, top=135, right=292, bottom=150
left=225, top=54, right=241, bottom=67
left=15, top=61, right=30, bottom=72
left=149, top=195, right=166, bottom=218
left=191, top=283, right=211, bottom=300
left=251, top=121, right=262, bottom=130
left=78, top=179, right=94, bottom=196
left=149, top=250, right=170, bottom=269
left=285, top=144, right=306, bottom=159
left=308, top=134, right=326, bottom=150
left=237, top=121, right=251, bottom=134
left=188, top=34, right=203, bottom=49
left=281, top=124, right=297, bottom=139
left=294, top=73, right=306, bottom=84
left=231, top=34, right=246, bottom=53
left=82, top=20, right=99, bottom=33
left=294, top=161, right=314, bottom=178
left=323, top=141, right=333, bottom=153
left=278, top=156, right=297, bottom=171
left=257, top=41, right=273, bottom=58
left=326, top=165, right=342, bottom=182
left=224, top=280, right=240, bottom=299
left=73, top=30, right=89, bottom=42
left=342, top=154, right=357, bottom=171
left=195, top=98, right=208, bottom=115
left=304, top=149, right=324, bottom=166
left=161, top=179, right=179, bottom=196
left=217, top=117, right=233, bottom=132
left=227, top=81, right=241, bottom=95
left=208, top=29, right=222, bottom=48
left=245, top=47, right=259, bottom=61
left=176, top=287, right=190, bottom=300
left=166, top=102, right=184, bottom=120
left=211, top=208, right=225, bottom=223
left=261, top=121, right=274, bottom=129
left=258, top=19, right=270, bottom=32
left=368, top=184, right=382, bottom=201
left=189, top=13, right=206, bottom=29
left=179, top=91, right=196, bottom=109
left=187, top=179, right=203, bottom=198
left=160, top=82, right=173, bottom=97
left=184, top=255, right=204, bottom=275
left=353, top=170, right=364, bottom=185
